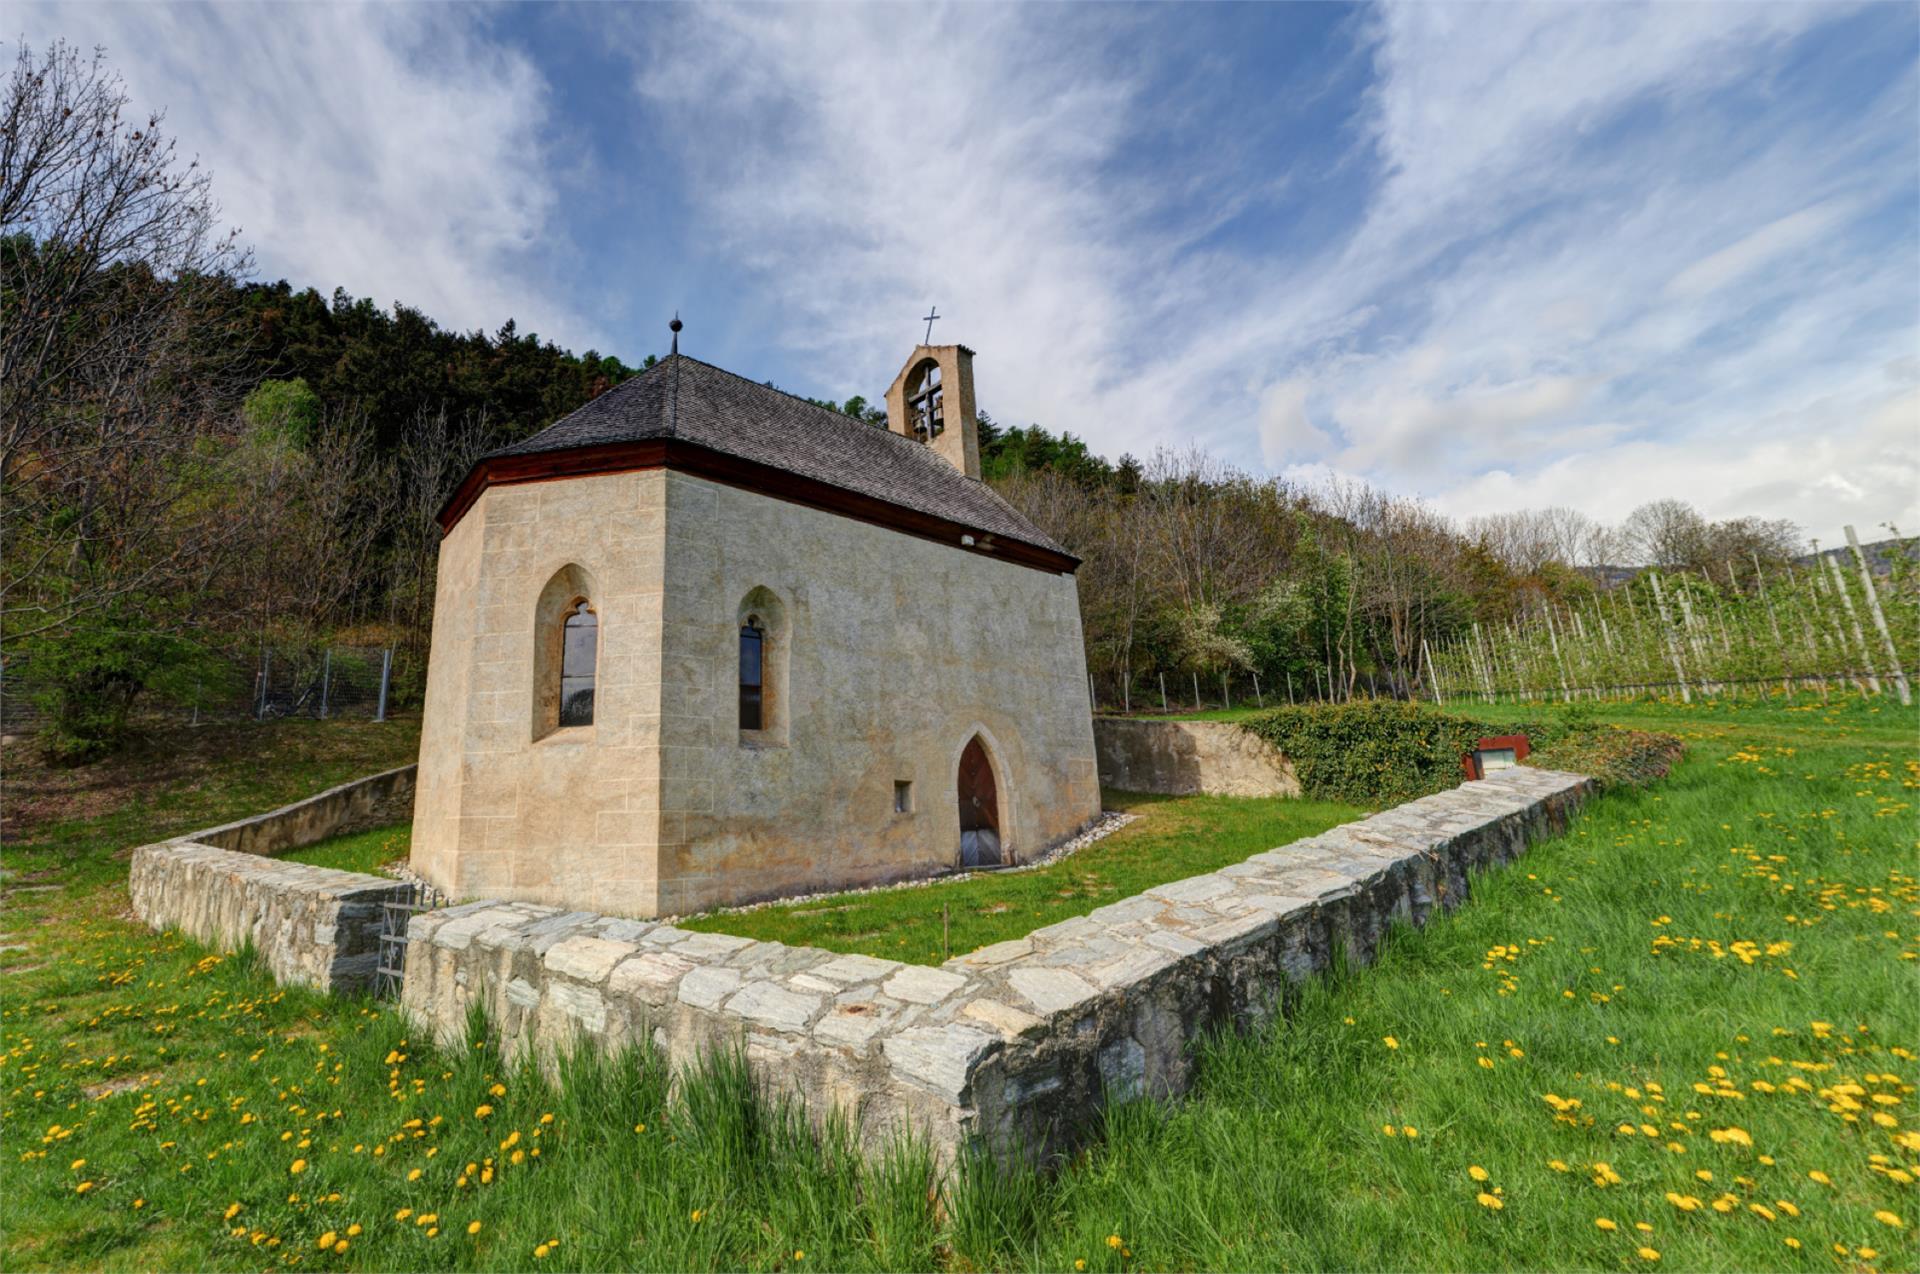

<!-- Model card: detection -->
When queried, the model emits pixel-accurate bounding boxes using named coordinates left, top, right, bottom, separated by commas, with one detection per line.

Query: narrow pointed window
left=739, top=617, right=765, bottom=731
left=559, top=600, right=597, bottom=727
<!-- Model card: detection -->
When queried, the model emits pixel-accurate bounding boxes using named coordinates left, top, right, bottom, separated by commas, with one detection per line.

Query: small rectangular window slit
left=893, top=781, right=913, bottom=814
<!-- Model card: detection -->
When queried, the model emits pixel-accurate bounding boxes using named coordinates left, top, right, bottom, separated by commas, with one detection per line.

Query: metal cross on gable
left=922, top=305, right=939, bottom=344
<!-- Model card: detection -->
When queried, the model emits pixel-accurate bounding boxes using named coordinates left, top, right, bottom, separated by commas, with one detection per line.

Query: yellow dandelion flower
left=1859, top=1249, right=1880, bottom=1261
left=1468, top=1165, right=1490, bottom=1182
left=1873, top=1210, right=1903, bottom=1228
left=794, top=1251, right=805, bottom=1261
left=1477, top=1192, right=1503, bottom=1210
left=468, top=1221, right=482, bottom=1235
left=289, top=1159, right=306, bottom=1174
left=69, top=1159, right=86, bottom=1171
left=74, top=1181, right=94, bottom=1194
left=1108, top=1235, right=1123, bottom=1249
left=395, top=1208, right=413, bottom=1221
left=408, top=1168, right=422, bottom=1181
left=474, top=1104, right=493, bottom=1118
left=1637, top=1247, right=1660, bottom=1262
left=535, top=1245, right=550, bottom=1259
left=1596, top=1218, right=1618, bottom=1232
left=1784, top=1237, right=1801, bottom=1250
left=1383, top=1036, right=1399, bottom=1049
left=1075, top=1262, right=1087, bottom=1272
left=489, top=1083, right=506, bottom=1097
left=690, top=1209, right=703, bottom=1223
left=317, top=1232, right=337, bottom=1251
left=347, top=1224, right=362, bottom=1237
left=1807, top=1170, right=1830, bottom=1185
left=1548, top=1160, right=1570, bottom=1173
left=1404, top=1126, right=1419, bottom=1138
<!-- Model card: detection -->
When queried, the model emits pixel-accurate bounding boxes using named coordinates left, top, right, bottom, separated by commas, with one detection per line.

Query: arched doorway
left=957, top=735, right=1002, bottom=867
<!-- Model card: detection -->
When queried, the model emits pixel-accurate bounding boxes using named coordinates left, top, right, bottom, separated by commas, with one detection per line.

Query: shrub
left=1241, top=701, right=1485, bottom=806
left=1240, top=701, right=1682, bottom=805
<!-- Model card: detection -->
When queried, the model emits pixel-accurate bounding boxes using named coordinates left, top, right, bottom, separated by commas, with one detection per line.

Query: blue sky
left=20, top=2, right=1919, bottom=546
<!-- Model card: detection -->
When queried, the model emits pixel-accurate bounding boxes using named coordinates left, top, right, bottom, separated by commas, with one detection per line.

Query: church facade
left=408, top=341, right=1102, bottom=917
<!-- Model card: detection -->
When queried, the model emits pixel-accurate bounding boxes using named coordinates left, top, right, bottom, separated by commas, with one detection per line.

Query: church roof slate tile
left=484, top=354, right=1068, bottom=559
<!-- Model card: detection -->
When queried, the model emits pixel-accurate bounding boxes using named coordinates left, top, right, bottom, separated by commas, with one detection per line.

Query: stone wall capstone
left=398, top=765, right=1592, bottom=1165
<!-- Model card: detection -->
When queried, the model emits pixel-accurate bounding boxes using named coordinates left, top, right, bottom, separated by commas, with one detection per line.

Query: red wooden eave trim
left=436, top=441, right=1082, bottom=575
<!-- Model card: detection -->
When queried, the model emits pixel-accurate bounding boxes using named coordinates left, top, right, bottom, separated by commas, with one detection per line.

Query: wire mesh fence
left=0, top=641, right=414, bottom=735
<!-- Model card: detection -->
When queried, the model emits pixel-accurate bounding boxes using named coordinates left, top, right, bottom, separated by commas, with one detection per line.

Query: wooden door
left=957, top=736, right=1002, bottom=867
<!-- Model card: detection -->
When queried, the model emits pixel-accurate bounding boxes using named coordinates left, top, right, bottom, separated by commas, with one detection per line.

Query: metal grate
left=375, top=881, right=432, bottom=999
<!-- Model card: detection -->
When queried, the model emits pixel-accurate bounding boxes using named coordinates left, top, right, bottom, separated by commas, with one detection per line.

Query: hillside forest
left=4, top=40, right=1915, bottom=762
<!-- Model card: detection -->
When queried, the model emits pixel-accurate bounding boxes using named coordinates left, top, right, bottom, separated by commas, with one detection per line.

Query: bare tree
left=1, top=39, right=252, bottom=640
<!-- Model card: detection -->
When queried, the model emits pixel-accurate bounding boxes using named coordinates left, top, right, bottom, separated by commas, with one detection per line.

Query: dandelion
left=1404, top=1126, right=1419, bottom=1138
left=634, top=1123, right=646, bottom=1134
left=1548, top=1160, right=1570, bottom=1173
left=333, top=1240, right=349, bottom=1255
left=1596, top=1218, right=1618, bottom=1231
left=317, top=1232, right=337, bottom=1251
left=1383, top=1036, right=1399, bottom=1050
left=1382, top=1125, right=1396, bottom=1136
left=1636, top=1247, right=1660, bottom=1262
left=468, top=1221, right=482, bottom=1235
left=289, top=1159, right=307, bottom=1175
left=794, top=1251, right=805, bottom=1261
left=1873, top=1210, right=1904, bottom=1228
left=1859, top=1249, right=1880, bottom=1261
left=69, top=1159, right=86, bottom=1171
left=475, top=1104, right=493, bottom=1118
left=489, top=1083, right=506, bottom=1097
left=395, top=1208, right=413, bottom=1221
left=347, top=1224, right=362, bottom=1237
left=225, top=1203, right=243, bottom=1220
left=1468, top=1165, right=1490, bottom=1182
left=74, top=1181, right=93, bottom=1194
left=1108, top=1235, right=1123, bottom=1249
left=1807, top=1170, right=1831, bottom=1185
left=408, top=1168, right=422, bottom=1181
left=1477, top=1192, right=1503, bottom=1210
left=1784, top=1237, right=1801, bottom=1250
left=535, top=1244, right=550, bottom=1259
left=1075, top=1262, right=1086, bottom=1271
left=690, top=1209, right=704, bottom=1224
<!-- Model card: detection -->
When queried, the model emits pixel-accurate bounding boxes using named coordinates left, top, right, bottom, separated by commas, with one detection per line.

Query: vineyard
left=1426, top=529, right=1918, bottom=706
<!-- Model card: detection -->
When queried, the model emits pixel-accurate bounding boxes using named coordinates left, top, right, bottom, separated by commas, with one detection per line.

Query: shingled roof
left=470, top=354, right=1070, bottom=563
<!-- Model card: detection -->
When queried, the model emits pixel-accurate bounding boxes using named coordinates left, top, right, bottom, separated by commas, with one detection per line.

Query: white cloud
left=11, top=4, right=603, bottom=351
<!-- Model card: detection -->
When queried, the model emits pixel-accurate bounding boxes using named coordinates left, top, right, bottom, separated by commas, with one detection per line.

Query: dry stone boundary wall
left=129, top=843, right=409, bottom=993
left=128, top=764, right=418, bottom=994
left=399, top=765, right=1592, bottom=1165
left=1091, top=718, right=1300, bottom=797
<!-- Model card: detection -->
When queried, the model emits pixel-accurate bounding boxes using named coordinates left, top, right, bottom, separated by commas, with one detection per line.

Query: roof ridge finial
left=669, top=313, right=683, bottom=435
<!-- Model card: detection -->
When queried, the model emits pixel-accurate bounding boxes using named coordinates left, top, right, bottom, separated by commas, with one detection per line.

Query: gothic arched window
left=907, top=360, right=943, bottom=440
left=559, top=600, right=597, bottom=727
left=738, top=616, right=765, bottom=731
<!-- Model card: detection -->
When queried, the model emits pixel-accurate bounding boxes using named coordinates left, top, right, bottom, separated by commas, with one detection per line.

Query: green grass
left=284, top=826, right=413, bottom=876
left=3, top=696, right=1915, bottom=1272
left=678, top=790, right=1363, bottom=966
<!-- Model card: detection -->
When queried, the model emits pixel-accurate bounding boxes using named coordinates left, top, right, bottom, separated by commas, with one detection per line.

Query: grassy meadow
left=1, top=695, right=1914, bottom=1271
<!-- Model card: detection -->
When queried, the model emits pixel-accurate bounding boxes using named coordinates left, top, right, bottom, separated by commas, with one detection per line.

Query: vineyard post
left=1846, top=525, right=1911, bottom=706
left=1824, top=552, right=1882, bottom=696
left=1673, top=583, right=1712, bottom=695
left=1544, top=608, right=1572, bottom=702
left=1422, top=637, right=1443, bottom=705
left=1746, top=554, right=1793, bottom=696
left=1647, top=572, right=1693, bottom=703
left=1159, top=672, right=1167, bottom=712
left=1286, top=670, right=1295, bottom=705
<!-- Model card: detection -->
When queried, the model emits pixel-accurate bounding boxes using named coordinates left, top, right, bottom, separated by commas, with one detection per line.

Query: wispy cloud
left=12, top=3, right=605, bottom=352
left=628, top=1, right=1918, bottom=544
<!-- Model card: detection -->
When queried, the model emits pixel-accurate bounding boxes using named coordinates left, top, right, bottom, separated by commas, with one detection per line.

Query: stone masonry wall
left=130, top=842, right=408, bottom=994
left=399, top=766, right=1591, bottom=1166
left=191, top=764, right=417, bottom=858
left=1092, top=718, right=1301, bottom=798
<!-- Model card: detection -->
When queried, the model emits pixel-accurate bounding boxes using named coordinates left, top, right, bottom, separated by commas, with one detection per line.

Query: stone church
left=408, top=338, right=1101, bottom=917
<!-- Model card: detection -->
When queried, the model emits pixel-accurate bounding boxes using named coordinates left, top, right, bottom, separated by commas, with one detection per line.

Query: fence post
left=376, top=648, right=393, bottom=722
left=1222, top=672, right=1230, bottom=711
left=1159, top=673, right=1167, bottom=712
left=319, top=648, right=333, bottom=720
left=1286, top=670, right=1295, bottom=705
left=1192, top=671, right=1200, bottom=711
left=256, top=650, right=271, bottom=720
left=1088, top=672, right=1097, bottom=712
left=1253, top=672, right=1263, bottom=708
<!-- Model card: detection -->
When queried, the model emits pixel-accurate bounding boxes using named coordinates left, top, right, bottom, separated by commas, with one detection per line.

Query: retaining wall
left=189, top=764, right=416, bottom=858
left=129, top=842, right=407, bottom=993
left=399, top=766, right=1591, bottom=1164
left=1091, top=718, right=1299, bottom=797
